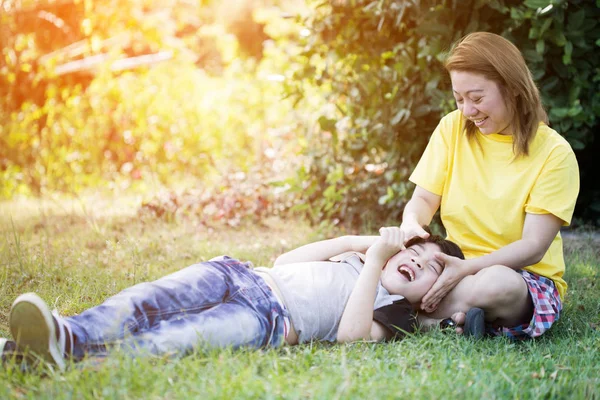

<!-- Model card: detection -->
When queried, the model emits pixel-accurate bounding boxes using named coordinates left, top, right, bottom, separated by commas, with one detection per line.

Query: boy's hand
left=365, top=227, right=405, bottom=266
left=347, top=235, right=379, bottom=253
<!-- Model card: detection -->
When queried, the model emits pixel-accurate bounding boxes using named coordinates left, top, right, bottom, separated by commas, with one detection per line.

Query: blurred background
left=1, top=0, right=599, bottom=229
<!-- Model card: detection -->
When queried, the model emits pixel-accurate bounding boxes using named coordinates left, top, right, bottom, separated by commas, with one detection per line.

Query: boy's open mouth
left=398, top=266, right=415, bottom=282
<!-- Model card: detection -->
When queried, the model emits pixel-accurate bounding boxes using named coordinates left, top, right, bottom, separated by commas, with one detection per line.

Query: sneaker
left=439, top=317, right=457, bottom=330
left=9, top=293, right=73, bottom=371
left=464, top=307, right=486, bottom=339
left=0, top=337, right=35, bottom=372
left=0, top=338, right=19, bottom=362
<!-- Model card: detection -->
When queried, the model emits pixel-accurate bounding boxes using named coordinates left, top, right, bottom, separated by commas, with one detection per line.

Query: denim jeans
left=63, top=256, right=288, bottom=360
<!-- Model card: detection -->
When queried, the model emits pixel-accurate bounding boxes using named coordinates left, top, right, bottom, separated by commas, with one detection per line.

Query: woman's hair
left=444, top=32, right=547, bottom=157
left=405, top=225, right=464, bottom=261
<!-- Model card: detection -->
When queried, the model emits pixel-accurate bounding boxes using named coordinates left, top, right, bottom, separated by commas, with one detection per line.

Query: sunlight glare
left=266, top=74, right=285, bottom=82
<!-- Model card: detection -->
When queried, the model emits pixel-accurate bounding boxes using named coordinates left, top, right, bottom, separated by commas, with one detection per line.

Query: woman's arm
left=337, top=228, right=404, bottom=343
left=273, top=235, right=378, bottom=266
left=401, top=186, right=441, bottom=241
left=420, top=212, right=564, bottom=311
left=462, top=213, right=563, bottom=272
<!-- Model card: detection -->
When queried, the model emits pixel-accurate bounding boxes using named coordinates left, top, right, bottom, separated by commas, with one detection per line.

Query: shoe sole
left=0, top=338, right=8, bottom=354
left=464, top=307, right=486, bottom=340
left=9, top=293, right=66, bottom=371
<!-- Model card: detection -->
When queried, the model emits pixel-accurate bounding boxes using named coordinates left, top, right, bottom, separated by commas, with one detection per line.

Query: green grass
left=1, top=196, right=599, bottom=399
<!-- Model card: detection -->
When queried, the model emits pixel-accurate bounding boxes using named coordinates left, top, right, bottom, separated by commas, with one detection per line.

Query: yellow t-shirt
left=409, top=110, right=580, bottom=299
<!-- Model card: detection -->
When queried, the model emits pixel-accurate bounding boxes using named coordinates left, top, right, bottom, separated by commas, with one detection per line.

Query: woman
left=400, top=32, right=580, bottom=339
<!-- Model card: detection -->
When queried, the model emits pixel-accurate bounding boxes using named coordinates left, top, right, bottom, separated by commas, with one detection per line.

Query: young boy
left=7, top=226, right=464, bottom=370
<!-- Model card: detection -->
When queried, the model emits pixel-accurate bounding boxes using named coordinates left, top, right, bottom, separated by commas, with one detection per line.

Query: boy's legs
left=116, top=301, right=286, bottom=357
left=64, top=257, right=252, bottom=358
left=10, top=256, right=287, bottom=365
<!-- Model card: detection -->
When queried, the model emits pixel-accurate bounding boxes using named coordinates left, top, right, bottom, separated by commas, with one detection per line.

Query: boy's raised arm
left=273, top=235, right=378, bottom=266
left=337, top=227, right=404, bottom=343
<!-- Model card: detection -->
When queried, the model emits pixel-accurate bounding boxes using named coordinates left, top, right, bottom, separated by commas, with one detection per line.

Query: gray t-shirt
left=254, top=254, right=403, bottom=343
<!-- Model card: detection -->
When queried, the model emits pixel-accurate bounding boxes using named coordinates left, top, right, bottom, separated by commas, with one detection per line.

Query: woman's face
left=450, top=70, right=513, bottom=136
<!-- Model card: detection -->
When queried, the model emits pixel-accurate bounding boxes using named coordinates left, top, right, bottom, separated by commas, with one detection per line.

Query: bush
left=283, top=0, right=507, bottom=227
left=504, top=0, right=600, bottom=224
left=0, top=58, right=306, bottom=197
left=283, top=0, right=600, bottom=227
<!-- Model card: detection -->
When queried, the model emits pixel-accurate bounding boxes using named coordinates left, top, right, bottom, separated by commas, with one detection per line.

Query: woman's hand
left=399, top=220, right=430, bottom=243
left=420, top=252, right=466, bottom=312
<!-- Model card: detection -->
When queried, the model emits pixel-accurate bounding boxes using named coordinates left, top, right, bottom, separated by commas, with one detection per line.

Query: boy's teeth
left=398, top=266, right=414, bottom=281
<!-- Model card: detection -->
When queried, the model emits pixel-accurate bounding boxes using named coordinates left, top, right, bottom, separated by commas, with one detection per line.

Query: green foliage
left=506, top=0, right=600, bottom=149
left=503, top=0, right=600, bottom=224
left=283, top=0, right=508, bottom=227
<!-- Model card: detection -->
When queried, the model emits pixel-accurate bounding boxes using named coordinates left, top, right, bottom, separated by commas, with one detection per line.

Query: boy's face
left=380, top=242, right=443, bottom=304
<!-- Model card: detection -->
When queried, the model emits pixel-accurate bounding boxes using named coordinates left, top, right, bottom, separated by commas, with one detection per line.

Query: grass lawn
left=1, top=196, right=599, bottom=399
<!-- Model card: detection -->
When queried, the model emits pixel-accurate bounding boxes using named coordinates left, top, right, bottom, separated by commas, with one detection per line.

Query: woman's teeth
left=474, top=117, right=488, bottom=126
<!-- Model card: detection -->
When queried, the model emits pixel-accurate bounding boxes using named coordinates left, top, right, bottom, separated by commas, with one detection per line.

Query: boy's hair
left=405, top=225, right=465, bottom=261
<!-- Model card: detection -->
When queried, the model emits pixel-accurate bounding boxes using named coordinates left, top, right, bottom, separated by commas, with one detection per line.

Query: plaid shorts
left=490, top=269, right=562, bottom=340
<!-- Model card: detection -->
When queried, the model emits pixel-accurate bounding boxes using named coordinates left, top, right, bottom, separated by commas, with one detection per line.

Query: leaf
left=390, top=108, right=410, bottom=126
left=529, top=26, right=540, bottom=40
left=523, top=0, right=551, bottom=9
left=563, top=41, right=573, bottom=65
left=510, top=7, right=524, bottom=20
left=551, top=58, right=569, bottom=78
left=569, top=138, right=585, bottom=150
left=536, top=39, right=545, bottom=55
left=550, top=107, right=569, bottom=118
left=567, top=105, right=582, bottom=117
left=523, top=48, right=544, bottom=63
left=568, top=86, right=582, bottom=104
left=559, top=119, right=572, bottom=132
left=413, top=104, right=431, bottom=118
left=549, top=30, right=567, bottom=46
left=568, top=9, right=586, bottom=31
left=581, top=18, right=597, bottom=32
left=541, top=76, right=559, bottom=92
left=381, top=51, right=395, bottom=60
left=539, top=17, right=553, bottom=35
left=318, top=116, right=337, bottom=133
left=531, top=67, right=545, bottom=81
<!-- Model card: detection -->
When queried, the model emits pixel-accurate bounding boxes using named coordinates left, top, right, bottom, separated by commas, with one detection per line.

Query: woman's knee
left=468, top=265, right=528, bottom=306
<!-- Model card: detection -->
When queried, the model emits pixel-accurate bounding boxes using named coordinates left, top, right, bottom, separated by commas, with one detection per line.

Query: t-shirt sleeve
left=525, top=143, right=580, bottom=226
left=409, top=111, right=457, bottom=196
left=372, top=298, right=418, bottom=341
